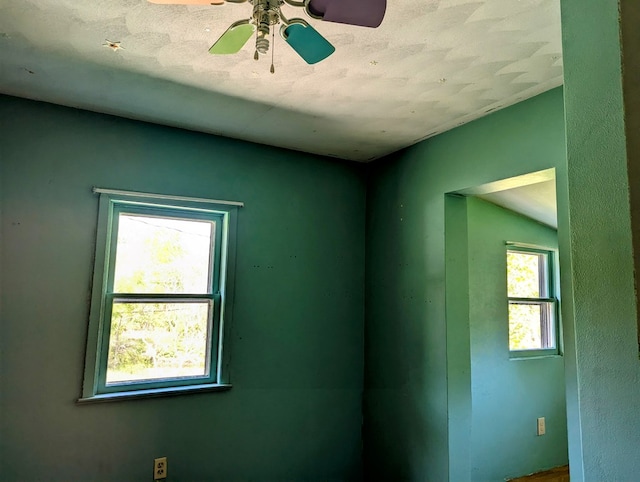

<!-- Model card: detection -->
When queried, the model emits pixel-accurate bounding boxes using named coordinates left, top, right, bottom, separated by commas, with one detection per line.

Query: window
left=507, top=246, right=558, bottom=356
left=80, top=189, right=239, bottom=402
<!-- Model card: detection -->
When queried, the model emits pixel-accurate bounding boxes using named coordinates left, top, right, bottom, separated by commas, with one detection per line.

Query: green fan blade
left=209, top=21, right=255, bottom=55
left=283, top=23, right=335, bottom=64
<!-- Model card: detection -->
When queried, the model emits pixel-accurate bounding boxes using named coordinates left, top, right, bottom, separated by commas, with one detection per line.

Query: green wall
left=466, top=197, right=567, bottom=481
left=0, top=95, right=366, bottom=481
left=364, top=87, right=567, bottom=481
left=559, top=2, right=640, bottom=480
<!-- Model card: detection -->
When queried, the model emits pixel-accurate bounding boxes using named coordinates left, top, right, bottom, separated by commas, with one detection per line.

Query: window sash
left=97, top=295, right=222, bottom=393
left=508, top=300, right=557, bottom=351
left=507, top=248, right=551, bottom=298
left=108, top=204, right=223, bottom=296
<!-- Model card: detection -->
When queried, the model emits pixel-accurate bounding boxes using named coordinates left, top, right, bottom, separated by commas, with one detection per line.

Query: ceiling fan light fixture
left=150, top=0, right=385, bottom=69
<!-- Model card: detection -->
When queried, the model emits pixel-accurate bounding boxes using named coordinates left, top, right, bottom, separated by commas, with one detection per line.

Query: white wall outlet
left=537, top=417, right=546, bottom=436
left=154, top=457, right=167, bottom=480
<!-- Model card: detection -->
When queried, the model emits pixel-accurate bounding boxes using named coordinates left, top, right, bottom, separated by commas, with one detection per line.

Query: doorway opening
left=445, top=169, right=569, bottom=482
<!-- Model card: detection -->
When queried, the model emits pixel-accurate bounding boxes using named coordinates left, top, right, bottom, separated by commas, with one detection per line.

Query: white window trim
left=79, top=189, right=240, bottom=403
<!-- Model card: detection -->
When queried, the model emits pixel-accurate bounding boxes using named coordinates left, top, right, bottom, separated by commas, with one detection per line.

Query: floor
left=508, top=465, right=570, bottom=482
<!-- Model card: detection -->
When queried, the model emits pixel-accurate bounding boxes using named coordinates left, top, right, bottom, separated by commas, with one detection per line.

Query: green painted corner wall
left=364, top=87, right=567, bottom=481
left=466, top=197, right=567, bottom=481
left=0, top=95, right=366, bottom=481
left=560, top=1, right=640, bottom=480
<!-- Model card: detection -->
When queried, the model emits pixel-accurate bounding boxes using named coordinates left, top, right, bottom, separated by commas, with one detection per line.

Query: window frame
left=506, top=244, right=560, bottom=358
left=79, top=191, right=239, bottom=402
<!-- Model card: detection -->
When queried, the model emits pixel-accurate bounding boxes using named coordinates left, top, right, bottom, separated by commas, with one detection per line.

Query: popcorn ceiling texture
left=0, top=0, right=562, bottom=161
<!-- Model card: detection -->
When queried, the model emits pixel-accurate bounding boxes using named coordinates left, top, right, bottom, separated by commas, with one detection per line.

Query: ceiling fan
left=148, top=0, right=386, bottom=71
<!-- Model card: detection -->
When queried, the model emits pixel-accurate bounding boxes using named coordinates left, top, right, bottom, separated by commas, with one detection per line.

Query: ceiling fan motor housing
left=251, top=0, right=283, bottom=53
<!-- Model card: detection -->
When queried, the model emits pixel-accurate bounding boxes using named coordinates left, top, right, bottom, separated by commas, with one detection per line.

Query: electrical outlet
left=537, top=417, right=546, bottom=436
left=154, top=457, right=167, bottom=480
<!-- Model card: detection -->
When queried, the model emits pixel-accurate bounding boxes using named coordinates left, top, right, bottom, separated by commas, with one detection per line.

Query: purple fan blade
left=306, top=0, right=332, bottom=17
left=308, top=0, right=386, bottom=28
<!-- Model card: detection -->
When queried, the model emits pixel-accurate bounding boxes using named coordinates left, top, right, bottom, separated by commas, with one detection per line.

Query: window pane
left=509, top=302, right=555, bottom=351
left=106, top=301, right=211, bottom=384
left=507, top=251, right=545, bottom=298
left=113, top=214, right=213, bottom=294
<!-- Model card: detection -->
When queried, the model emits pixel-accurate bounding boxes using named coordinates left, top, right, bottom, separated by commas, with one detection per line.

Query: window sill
left=509, top=352, right=562, bottom=361
left=77, top=383, right=232, bottom=404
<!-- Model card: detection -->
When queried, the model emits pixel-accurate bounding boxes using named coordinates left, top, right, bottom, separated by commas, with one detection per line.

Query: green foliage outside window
left=106, top=214, right=214, bottom=384
left=507, top=247, right=557, bottom=353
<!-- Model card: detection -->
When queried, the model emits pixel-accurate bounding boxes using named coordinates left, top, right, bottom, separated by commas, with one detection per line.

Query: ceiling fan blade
left=148, top=0, right=225, bottom=5
left=281, top=20, right=335, bottom=64
left=209, top=20, right=256, bottom=54
left=306, top=0, right=386, bottom=28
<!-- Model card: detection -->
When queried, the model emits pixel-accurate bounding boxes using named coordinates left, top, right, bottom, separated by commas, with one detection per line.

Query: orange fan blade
left=148, top=0, right=225, bottom=5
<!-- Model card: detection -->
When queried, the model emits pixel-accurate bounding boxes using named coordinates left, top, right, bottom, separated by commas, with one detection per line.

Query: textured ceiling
left=0, top=0, right=563, bottom=161
left=479, top=179, right=557, bottom=228
left=458, top=169, right=557, bottom=229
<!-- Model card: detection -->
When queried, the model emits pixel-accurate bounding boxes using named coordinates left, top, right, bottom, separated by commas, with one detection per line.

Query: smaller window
left=507, top=246, right=558, bottom=356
